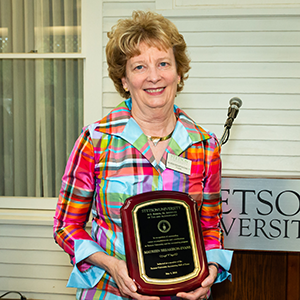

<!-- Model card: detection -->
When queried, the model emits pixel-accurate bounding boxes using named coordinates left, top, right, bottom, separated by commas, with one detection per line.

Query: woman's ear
left=121, top=77, right=128, bottom=91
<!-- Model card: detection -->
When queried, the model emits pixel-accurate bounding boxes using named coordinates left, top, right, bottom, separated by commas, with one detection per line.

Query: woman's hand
left=176, top=263, right=219, bottom=300
left=87, top=252, right=160, bottom=300
left=107, top=258, right=160, bottom=300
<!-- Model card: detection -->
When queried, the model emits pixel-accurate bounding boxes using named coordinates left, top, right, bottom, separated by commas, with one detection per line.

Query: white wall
left=0, top=198, right=76, bottom=299
left=102, top=0, right=300, bottom=178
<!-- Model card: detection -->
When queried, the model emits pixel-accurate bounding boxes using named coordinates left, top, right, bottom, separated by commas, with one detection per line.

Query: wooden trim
left=0, top=197, right=57, bottom=209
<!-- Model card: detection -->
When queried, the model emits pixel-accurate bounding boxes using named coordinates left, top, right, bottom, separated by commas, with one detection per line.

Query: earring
left=177, top=79, right=180, bottom=85
left=124, top=87, right=129, bottom=92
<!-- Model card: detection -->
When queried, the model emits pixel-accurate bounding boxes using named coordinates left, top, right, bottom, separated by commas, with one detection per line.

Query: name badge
left=166, top=153, right=192, bottom=175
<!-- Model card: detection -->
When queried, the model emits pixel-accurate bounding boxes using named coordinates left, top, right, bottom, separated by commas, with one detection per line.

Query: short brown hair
left=106, top=10, right=191, bottom=99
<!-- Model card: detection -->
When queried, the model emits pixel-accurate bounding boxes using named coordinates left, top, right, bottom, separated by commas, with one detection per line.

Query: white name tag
left=166, top=153, right=192, bottom=175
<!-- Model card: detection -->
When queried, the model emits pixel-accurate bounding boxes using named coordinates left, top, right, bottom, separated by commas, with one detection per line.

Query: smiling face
left=121, top=43, right=180, bottom=117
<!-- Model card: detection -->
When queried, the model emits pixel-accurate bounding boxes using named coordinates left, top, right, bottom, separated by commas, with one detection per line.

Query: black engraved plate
left=135, top=200, right=195, bottom=281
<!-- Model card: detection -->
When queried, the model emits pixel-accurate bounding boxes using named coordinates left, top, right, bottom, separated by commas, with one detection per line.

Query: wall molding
left=155, top=0, right=300, bottom=16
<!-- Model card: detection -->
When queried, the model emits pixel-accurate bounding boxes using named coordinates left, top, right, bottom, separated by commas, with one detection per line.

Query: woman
left=54, top=10, right=232, bottom=300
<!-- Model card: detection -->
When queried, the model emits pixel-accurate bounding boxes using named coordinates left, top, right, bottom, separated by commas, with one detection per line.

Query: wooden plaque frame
left=121, top=191, right=208, bottom=296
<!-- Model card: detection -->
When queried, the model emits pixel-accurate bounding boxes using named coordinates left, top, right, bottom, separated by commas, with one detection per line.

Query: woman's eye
left=135, top=65, right=143, bottom=70
left=160, top=62, right=168, bottom=67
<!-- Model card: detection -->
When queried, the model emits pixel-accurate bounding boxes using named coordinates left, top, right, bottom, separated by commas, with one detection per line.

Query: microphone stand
left=220, top=127, right=230, bottom=146
left=220, top=97, right=242, bottom=146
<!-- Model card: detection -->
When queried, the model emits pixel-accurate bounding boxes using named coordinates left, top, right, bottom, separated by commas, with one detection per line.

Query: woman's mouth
left=144, top=87, right=165, bottom=94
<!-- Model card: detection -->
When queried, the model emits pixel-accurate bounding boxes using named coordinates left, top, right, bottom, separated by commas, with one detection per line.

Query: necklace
left=146, top=129, right=174, bottom=146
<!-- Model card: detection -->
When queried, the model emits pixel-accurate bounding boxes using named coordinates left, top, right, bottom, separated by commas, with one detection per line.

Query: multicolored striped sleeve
left=201, top=134, right=233, bottom=282
left=201, top=134, right=224, bottom=250
left=53, top=128, right=96, bottom=265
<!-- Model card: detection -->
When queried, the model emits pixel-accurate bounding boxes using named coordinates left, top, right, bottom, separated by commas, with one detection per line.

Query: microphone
left=220, top=97, right=242, bottom=146
left=224, top=97, right=243, bottom=129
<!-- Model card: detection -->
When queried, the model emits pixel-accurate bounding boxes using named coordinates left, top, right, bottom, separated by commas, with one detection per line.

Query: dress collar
left=95, top=98, right=212, bottom=171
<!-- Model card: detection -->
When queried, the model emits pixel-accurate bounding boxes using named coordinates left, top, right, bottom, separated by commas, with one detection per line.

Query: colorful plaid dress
left=53, top=99, right=232, bottom=300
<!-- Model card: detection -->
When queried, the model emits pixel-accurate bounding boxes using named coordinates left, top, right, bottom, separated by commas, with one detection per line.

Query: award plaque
left=121, top=191, right=208, bottom=296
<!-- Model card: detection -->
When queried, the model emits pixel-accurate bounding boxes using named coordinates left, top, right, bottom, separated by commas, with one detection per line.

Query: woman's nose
left=147, top=66, right=161, bottom=83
